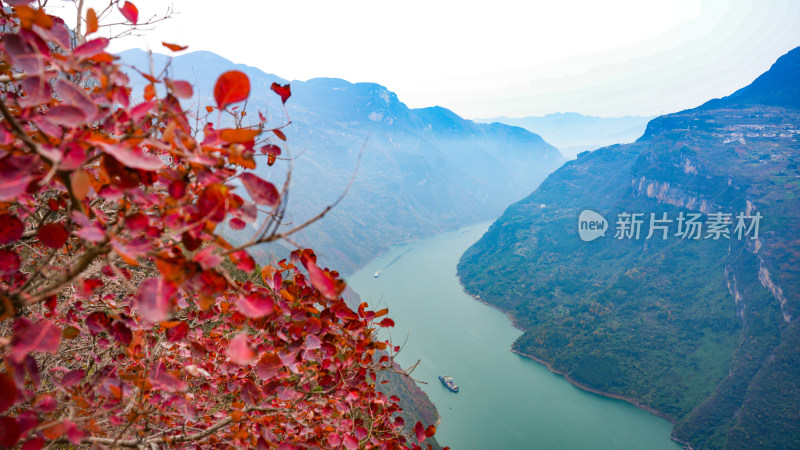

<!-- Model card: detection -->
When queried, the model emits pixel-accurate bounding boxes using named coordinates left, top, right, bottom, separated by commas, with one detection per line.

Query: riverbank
left=458, top=280, right=694, bottom=449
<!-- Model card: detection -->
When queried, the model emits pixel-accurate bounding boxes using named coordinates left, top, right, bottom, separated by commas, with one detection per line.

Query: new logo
left=578, top=210, right=608, bottom=241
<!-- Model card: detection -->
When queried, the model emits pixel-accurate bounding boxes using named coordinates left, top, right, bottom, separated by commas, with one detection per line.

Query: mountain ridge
left=117, top=49, right=564, bottom=273
left=478, top=112, right=653, bottom=159
left=458, top=46, right=800, bottom=449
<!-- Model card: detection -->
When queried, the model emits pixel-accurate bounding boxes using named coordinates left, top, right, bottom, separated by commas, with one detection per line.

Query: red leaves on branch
left=271, top=82, right=292, bottom=104
left=0, top=374, right=17, bottom=413
left=165, top=78, right=193, bottom=98
left=135, top=278, right=177, bottom=323
left=237, top=293, right=275, bottom=318
left=214, top=70, right=250, bottom=108
left=10, top=318, right=60, bottom=363
left=86, top=8, right=98, bottom=34
left=298, top=249, right=345, bottom=300
left=162, top=41, right=188, bottom=52
left=220, top=127, right=260, bottom=143
left=0, top=250, right=20, bottom=276
left=73, top=37, right=109, bottom=57
left=239, top=172, right=280, bottom=207
left=227, top=334, right=255, bottom=364
left=119, top=1, right=139, bottom=24
left=0, top=4, right=432, bottom=449
left=37, top=223, right=68, bottom=249
left=0, top=214, right=23, bottom=244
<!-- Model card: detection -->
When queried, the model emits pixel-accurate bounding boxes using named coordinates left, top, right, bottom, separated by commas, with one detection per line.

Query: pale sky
left=52, top=0, right=800, bottom=119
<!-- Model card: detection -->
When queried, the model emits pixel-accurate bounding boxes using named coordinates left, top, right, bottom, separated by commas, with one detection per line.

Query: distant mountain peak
left=701, top=45, right=800, bottom=110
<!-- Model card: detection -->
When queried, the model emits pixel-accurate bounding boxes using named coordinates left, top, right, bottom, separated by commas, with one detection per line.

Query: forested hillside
left=459, top=47, right=800, bottom=449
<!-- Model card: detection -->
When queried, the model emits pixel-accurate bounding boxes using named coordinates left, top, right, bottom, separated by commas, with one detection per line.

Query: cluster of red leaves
left=0, top=2, right=435, bottom=448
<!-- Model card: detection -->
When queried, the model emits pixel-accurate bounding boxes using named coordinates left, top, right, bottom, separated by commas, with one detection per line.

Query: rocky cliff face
left=458, top=47, right=800, bottom=449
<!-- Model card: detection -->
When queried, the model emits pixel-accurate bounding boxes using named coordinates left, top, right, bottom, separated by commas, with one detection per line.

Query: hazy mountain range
left=479, top=113, right=653, bottom=159
left=118, top=49, right=565, bottom=274
left=458, top=47, right=800, bottom=448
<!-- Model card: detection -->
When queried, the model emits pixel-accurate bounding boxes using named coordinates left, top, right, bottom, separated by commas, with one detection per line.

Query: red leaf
left=239, top=173, right=279, bottom=207
left=11, top=318, right=61, bottom=363
left=237, top=293, right=274, bottom=318
left=0, top=373, right=17, bottom=413
left=86, top=8, right=98, bottom=34
left=378, top=318, right=395, bottom=328
left=60, top=369, right=84, bottom=388
left=227, top=334, right=255, bottom=365
left=166, top=78, right=193, bottom=99
left=64, top=421, right=84, bottom=444
left=197, top=183, right=229, bottom=223
left=272, top=128, right=287, bottom=141
left=327, top=433, right=342, bottom=447
left=73, top=38, right=108, bottom=57
left=33, top=394, right=56, bottom=413
left=108, top=321, right=132, bottom=345
left=61, top=143, right=87, bottom=171
left=21, top=437, right=44, bottom=450
left=220, top=128, right=260, bottom=144
left=260, top=144, right=281, bottom=156
left=38, top=222, right=68, bottom=249
left=119, top=1, right=138, bottom=24
left=162, top=42, right=188, bottom=52
left=343, top=435, right=359, bottom=450
left=0, top=214, right=24, bottom=244
left=256, top=353, right=282, bottom=380
left=193, top=245, right=222, bottom=269
left=149, top=360, right=187, bottom=392
left=0, top=416, right=21, bottom=448
left=100, top=143, right=164, bottom=171
left=0, top=155, right=36, bottom=201
left=214, top=70, right=250, bottom=108
left=299, top=251, right=345, bottom=300
left=0, top=249, right=21, bottom=276
left=414, top=421, right=426, bottom=443
left=54, top=79, right=98, bottom=122
left=168, top=180, right=186, bottom=199
left=135, top=278, right=177, bottom=323
left=130, top=100, right=155, bottom=120
left=46, top=105, right=87, bottom=126
left=20, top=76, right=52, bottom=107
left=79, top=278, right=103, bottom=296
left=425, top=424, right=436, bottom=438
left=239, top=380, right=261, bottom=407
left=270, top=83, right=291, bottom=104
left=230, top=249, right=255, bottom=272
left=85, top=311, right=111, bottom=335
left=165, top=321, right=189, bottom=342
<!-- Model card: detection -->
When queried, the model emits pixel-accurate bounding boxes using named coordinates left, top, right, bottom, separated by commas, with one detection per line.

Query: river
left=347, top=221, right=680, bottom=449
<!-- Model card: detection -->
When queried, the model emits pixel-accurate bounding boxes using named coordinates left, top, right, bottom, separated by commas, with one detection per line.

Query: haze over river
left=348, top=222, right=679, bottom=449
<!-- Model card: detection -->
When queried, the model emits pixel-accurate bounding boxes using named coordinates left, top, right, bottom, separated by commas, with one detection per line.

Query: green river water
left=348, top=221, right=680, bottom=449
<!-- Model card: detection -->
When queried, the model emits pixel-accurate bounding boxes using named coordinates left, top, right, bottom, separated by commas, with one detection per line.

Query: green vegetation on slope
left=458, top=47, right=800, bottom=449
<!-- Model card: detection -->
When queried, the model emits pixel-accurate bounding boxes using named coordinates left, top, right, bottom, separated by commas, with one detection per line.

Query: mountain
left=479, top=113, right=653, bottom=159
left=117, top=49, right=564, bottom=273
left=458, top=48, right=800, bottom=448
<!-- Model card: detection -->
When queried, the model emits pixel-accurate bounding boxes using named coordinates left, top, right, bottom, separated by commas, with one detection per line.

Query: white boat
left=374, top=271, right=381, bottom=278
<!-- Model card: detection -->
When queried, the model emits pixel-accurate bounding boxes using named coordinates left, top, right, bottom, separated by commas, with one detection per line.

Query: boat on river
left=439, top=375, right=459, bottom=393
left=374, top=271, right=381, bottom=278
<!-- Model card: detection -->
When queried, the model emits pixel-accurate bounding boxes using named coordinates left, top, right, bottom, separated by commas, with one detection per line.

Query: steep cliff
left=458, top=47, right=800, bottom=448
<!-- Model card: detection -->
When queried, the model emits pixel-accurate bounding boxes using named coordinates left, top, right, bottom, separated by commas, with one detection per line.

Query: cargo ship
left=438, top=375, right=459, bottom=393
